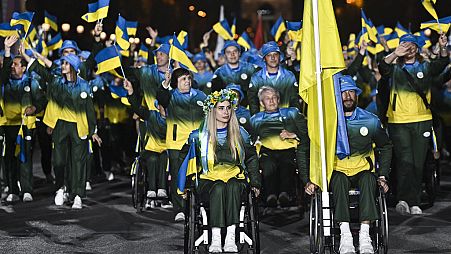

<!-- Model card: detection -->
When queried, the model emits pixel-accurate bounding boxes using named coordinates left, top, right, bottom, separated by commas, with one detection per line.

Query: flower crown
left=202, top=89, right=239, bottom=115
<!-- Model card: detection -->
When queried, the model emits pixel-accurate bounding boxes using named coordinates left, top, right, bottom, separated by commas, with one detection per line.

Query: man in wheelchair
left=183, top=89, right=261, bottom=253
left=303, top=76, right=392, bottom=254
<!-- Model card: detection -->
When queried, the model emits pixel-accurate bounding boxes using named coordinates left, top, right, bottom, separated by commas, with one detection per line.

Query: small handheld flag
left=237, top=31, right=255, bottom=50
left=361, top=9, right=378, bottom=43
left=115, top=14, right=130, bottom=51
left=270, top=16, right=287, bottom=42
left=420, top=16, right=451, bottom=34
left=46, top=33, right=63, bottom=51
left=44, top=11, right=58, bottom=31
left=421, top=0, right=438, bottom=20
left=95, top=46, right=122, bottom=75
left=10, top=11, right=34, bottom=35
left=126, top=20, right=138, bottom=37
left=81, top=0, right=110, bottom=23
left=169, top=34, right=198, bottom=73
left=213, top=19, right=234, bottom=40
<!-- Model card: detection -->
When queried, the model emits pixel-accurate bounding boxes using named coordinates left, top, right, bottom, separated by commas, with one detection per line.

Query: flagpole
left=311, top=0, right=331, bottom=237
left=113, top=42, right=127, bottom=80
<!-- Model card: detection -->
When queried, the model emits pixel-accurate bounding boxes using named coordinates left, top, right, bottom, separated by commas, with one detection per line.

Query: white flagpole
left=311, top=0, right=331, bottom=237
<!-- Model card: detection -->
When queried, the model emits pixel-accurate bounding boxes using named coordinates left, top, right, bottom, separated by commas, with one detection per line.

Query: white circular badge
left=206, top=82, right=212, bottom=88
left=241, top=73, right=248, bottom=80
left=239, top=117, right=247, bottom=124
left=423, top=131, right=431, bottom=138
left=212, top=74, right=217, bottom=79
left=93, top=86, right=98, bottom=92
left=249, top=83, right=253, bottom=88
left=24, top=86, right=30, bottom=92
left=25, top=136, right=32, bottom=141
left=294, top=82, right=299, bottom=87
left=360, top=127, right=369, bottom=136
left=196, top=100, right=204, bottom=107
left=80, top=92, right=87, bottom=99
left=417, top=72, right=424, bottom=79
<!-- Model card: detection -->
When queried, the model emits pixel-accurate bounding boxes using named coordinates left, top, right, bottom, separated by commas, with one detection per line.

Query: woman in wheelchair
left=303, top=75, right=392, bottom=254
left=187, top=89, right=261, bottom=253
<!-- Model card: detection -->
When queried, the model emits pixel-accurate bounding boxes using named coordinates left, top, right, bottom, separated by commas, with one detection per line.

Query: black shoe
left=266, top=194, right=278, bottom=207
left=278, top=192, right=290, bottom=207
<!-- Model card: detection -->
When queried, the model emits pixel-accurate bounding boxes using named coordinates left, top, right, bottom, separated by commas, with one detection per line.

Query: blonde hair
left=205, top=102, right=243, bottom=161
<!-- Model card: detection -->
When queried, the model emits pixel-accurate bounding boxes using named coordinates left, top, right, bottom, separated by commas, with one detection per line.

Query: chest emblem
left=206, top=82, right=212, bottom=88
left=360, top=126, right=369, bottom=136
left=80, top=92, right=88, bottom=99
left=24, top=86, right=31, bottom=92
left=416, top=72, right=424, bottom=79
left=239, top=117, right=247, bottom=124
left=423, top=131, right=430, bottom=138
left=240, top=73, right=248, bottom=80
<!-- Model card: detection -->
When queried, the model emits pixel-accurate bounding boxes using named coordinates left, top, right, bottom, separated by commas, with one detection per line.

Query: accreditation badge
left=360, top=126, right=369, bottom=136
left=416, top=72, right=424, bottom=79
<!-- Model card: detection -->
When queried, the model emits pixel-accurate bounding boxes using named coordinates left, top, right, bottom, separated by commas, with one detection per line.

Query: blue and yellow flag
left=395, top=22, right=410, bottom=37
left=286, top=21, right=303, bottom=42
left=44, top=11, right=58, bottom=31
left=27, top=24, right=37, bottom=41
left=361, top=9, right=377, bottom=43
left=213, top=19, right=234, bottom=40
left=237, top=31, right=255, bottom=50
left=46, top=33, right=63, bottom=51
left=169, top=34, right=197, bottom=73
left=376, top=25, right=393, bottom=37
left=126, top=20, right=138, bottom=36
left=299, top=0, right=347, bottom=190
left=0, top=23, right=20, bottom=37
left=36, top=36, right=48, bottom=57
left=115, top=15, right=130, bottom=51
left=177, top=141, right=198, bottom=194
left=81, top=0, right=110, bottom=22
left=109, top=83, right=130, bottom=105
left=10, top=11, right=34, bottom=33
left=138, top=44, right=149, bottom=59
left=231, top=18, right=237, bottom=38
left=420, top=16, right=451, bottom=33
left=270, top=16, right=287, bottom=41
left=177, top=30, right=188, bottom=49
left=95, top=46, right=122, bottom=75
left=415, top=30, right=432, bottom=48
left=15, top=125, right=26, bottom=163
left=421, top=0, right=438, bottom=20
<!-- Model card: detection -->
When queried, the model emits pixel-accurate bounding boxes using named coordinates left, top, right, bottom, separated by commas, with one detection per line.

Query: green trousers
left=52, top=120, right=88, bottom=198
left=2, top=125, right=33, bottom=194
left=198, top=178, right=247, bottom=227
left=141, top=150, right=168, bottom=191
left=330, top=170, right=378, bottom=222
left=259, top=147, right=296, bottom=197
left=168, top=147, right=188, bottom=213
left=388, top=121, right=431, bottom=206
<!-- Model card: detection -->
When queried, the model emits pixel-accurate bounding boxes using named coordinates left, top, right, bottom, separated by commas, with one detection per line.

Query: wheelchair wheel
left=424, top=157, right=440, bottom=206
left=248, top=191, right=260, bottom=254
left=131, top=158, right=145, bottom=212
left=184, top=191, right=196, bottom=254
left=377, top=188, right=389, bottom=254
left=309, top=190, right=324, bottom=254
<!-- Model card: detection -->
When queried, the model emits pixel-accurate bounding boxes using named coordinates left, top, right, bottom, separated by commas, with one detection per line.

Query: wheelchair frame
left=309, top=187, right=389, bottom=254
left=184, top=187, right=260, bottom=254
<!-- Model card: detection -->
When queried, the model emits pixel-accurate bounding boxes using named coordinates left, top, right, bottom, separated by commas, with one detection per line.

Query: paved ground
left=1, top=153, right=451, bottom=254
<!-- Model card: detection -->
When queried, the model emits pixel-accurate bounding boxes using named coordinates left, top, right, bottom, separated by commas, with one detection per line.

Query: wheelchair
left=131, top=156, right=146, bottom=212
left=184, top=186, right=260, bottom=254
left=422, top=148, right=441, bottom=206
left=309, top=186, right=389, bottom=254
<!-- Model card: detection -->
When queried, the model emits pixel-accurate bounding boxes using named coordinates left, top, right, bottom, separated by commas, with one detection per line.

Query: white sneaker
left=339, top=233, right=356, bottom=254
left=23, top=193, right=33, bottom=202
left=396, top=200, right=410, bottom=215
left=157, top=189, right=167, bottom=198
left=224, top=225, right=238, bottom=252
left=6, top=194, right=19, bottom=202
left=161, top=201, right=173, bottom=209
left=54, top=188, right=66, bottom=206
left=72, top=195, right=82, bottom=209
left=147, top=190, right=156, bottom=198
left=410, top=206, right=422, bottom=215
left=359, top=233, right=374, bottom=254
left=209, top=227, right=222, bottom=253
left=174, top=212, right=185, bottom=222
left=107, top=172, right=114, bottom=181
left=145, top=199, right=156, bottom=209
left=85, top=182, right=92, bottom=191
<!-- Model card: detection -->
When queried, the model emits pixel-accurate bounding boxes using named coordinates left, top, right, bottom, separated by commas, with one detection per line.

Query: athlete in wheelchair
left=302, top=76, right=392, bottom=254
left=181, top=89, right=261, bottom=253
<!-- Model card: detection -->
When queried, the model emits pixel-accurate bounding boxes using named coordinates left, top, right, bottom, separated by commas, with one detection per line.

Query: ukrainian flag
left=395, top=22, right=410, bottom=37
left=139, top=44, right=149, bottom=59
left=420, top=16, right=451, bottom=34
left=44, top=11, right=58, bottom=31
left=0, top=23, right=20, bottom=37
left=270, top=16, right=287, bottom=41
left=213, top=19, right=234, bottom=40
left=81, top=0, right=110, bottom=23
left=361, top=9, right=377, bottom=43
left=27, top=25, right=37, bottom=41
left=231, top=18, right=237, bottom=37
left=95, top=46, right=122, bottom=75
left=237, top=31, right=255, bottom=50
left=177, top=141, right=198, bottom=194
left=126, top=20, right=138, bottom=36
left=36, top=36, right=48, bottom=57
left=286, top=21, right=303, bottom=42
left=376, top=25, right=393, bottom=37
left=169, top=34, right=197, bottom=73
left=384, top=32, right=400, bottom=49
left=10, top=11, right=34, bottom=33
left=177, top=30, right=188, bottom=49
left=109, top=83, right=130, bottom=106
left=115, top=15, right=130, bottom=51
left=415, top=30, right=432, bottom=48
left=15, top=125, right=26, bottom=163
left=46, top=33, right=63, bottom=51
left=421, top=0, right=438, bottom=20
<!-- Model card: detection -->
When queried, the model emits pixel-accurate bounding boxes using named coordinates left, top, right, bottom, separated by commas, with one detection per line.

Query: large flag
left=44, top=11, right=58, bottom=31
left=177, top=141, right=198, bottom=194
left=115, top=15, right=130, bottom=50
left=15, top=125, right=26, bottom=163
left=237, top=31, right=255, bottom=50
left=46, top=33, right=63, bottom=51
left=169, top=34, right=197, bottom=73
left=126, top=20, right=138, bottom=37
left=420, top=16, right=451, bottom=33
left=0, top=23, right=20, bottom=37
left=299, top=0, right=347, bottom=190
left=81, top=0, right=110, bottom=22
left=270, top=16, right=287, bottom=42
left=361, top=9, right=378, bottom=43
left=421, top=0, right=438, bottom=20
left=95, top=46, right=122, bottom=75
left=213, top=19, right=234, bottom=40
left=10, top=11, right=34, bottom=33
